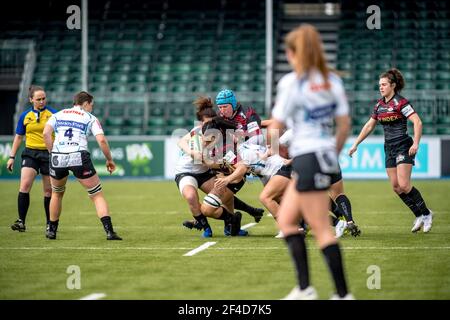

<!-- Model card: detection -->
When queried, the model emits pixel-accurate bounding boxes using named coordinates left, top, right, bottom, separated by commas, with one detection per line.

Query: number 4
left=64, top=128, right=73, bottom=140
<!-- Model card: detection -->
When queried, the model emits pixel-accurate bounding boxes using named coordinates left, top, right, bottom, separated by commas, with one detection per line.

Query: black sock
left=218, top=208, right=233, bottom=224
left=285, top=233, right=309, bottom=290
left=44, top=196, right=51, bottom=224
left=322, top=243, right=348, bottom=297
left=49, top=219, right=59, bottom=232
left=330, top=215, right=339, bottom=227
left=330, top=198, right=343, bottom=219
left=100, top=216, right=114, bottom=233
left=18, top=192, right=30, bottom=223
left=234, top=196, right=256, bottom=215
left=335, top=195, right=354, bottom=222
left=398, top=192, right=421, bottom=217
left=407, top=187, right=430, bottom=216
left=194, top=213, right=210, bottom=229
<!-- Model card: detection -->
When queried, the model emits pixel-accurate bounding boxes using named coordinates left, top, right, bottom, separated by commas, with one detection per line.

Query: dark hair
left=73, top=91, right=94, bottom=106
left=380, top=68, right=405, bottom=93
left=29, top=85, right=45, bottom=99
left=193, top=96, right=216, bottom=121
left=202, top=116, right=236, bottom=135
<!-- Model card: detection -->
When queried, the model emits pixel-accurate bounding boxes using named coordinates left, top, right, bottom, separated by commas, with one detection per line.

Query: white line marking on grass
left=241, top=223, right=258, bottom=230
left=2, top=246, right=450, bottom=251
left=79, top=293, right=106, bottom=300
left=183, top=242, right=217, bottom=256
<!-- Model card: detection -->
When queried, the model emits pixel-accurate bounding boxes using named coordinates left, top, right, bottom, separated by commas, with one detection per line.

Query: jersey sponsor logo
left=56, top=120, right=87, bottom=131
left=379, top=114, right=401, bottom=122
left=305, top=103, right=337, bottom=120
left=63, top=109, right=84, bottom=116
left=309, top=82, right=330, bottom=91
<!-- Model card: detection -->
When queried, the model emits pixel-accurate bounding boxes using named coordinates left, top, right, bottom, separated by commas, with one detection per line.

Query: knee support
left=51, top=185, right=66, bottom=193
left=87, top=184, right=102, bottom=196
left=203, top=193, right=222, bottom=208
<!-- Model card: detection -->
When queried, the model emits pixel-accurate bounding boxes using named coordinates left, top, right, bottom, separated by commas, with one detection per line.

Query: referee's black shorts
left=21, top=147, right=50, bottom=175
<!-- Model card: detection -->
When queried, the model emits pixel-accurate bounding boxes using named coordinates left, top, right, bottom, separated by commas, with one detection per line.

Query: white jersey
left=272, top=70, right=349, bottom=157
left=238, top=142, right=285, bottom=185
left=175, top=126, right=210, bottom=175
left=46, top=106, right=104, bottom=153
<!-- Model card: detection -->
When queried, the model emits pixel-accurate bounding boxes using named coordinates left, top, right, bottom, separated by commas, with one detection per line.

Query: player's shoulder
left=277, top=72, right=298, bottom=90
left=328, top=71, right=344, bottom=86
left=19, top=107, right=33, bottom=118
left=393, top=93, right=409, bottom=107
left=45, top=106, right=58, bottom=114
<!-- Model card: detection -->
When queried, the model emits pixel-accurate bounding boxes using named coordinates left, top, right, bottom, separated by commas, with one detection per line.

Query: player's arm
left=261, top=119, right=273, bottom=128
left=6, top=134, right=23, bottom=172
left=95, top=134, right=115, bottom=174
left=335, top=115, right=351, bottom=154
left=348, top=117, right=377, bottom=157
left=214, top=162, right=248, bottom=189
left=43, top=124, right=54, bottom=153
left=177, top=132, right=202, bottom=162
left=267, top=118, right=286, bottom=155
left=407, top=113, right=422, bottom=156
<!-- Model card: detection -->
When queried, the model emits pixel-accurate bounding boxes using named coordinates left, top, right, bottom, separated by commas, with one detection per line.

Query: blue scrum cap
left=215, top=89, right=237, bottom=110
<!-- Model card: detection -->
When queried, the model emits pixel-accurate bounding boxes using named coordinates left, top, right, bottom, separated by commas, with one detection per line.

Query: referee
left=7, top=85, right=56, bottom=233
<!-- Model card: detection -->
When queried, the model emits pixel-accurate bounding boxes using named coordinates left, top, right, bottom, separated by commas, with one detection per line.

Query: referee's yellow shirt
left=15, top=106, right=57, bottom=150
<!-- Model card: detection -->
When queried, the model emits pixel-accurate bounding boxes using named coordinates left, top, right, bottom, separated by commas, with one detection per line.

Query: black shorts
left=292, top=151, right=341, bottom=192
left=21, top=148, right=50, bottom=175
left=274, top=165, right=293, bottom=179
left=175, top=170, right=216, bottom=190
left=49, top=151, right=96, bottom=180
left=384, top=137, right=415, bottom=168
left=227, top=177, right=246, bottom=194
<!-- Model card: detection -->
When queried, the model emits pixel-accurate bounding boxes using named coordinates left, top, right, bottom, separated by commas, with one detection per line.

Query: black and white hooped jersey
left=46, top=106, right=104, bottom=153
left=272, top=71, right=349, bottom=157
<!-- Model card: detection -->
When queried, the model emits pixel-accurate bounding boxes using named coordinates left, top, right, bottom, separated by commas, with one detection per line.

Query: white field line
left=1, top=246, right=450, bottom=251
left=183, top=241, right=217, bottom=256
left=79, top=293, right=106, bottom=300
left=241, top=222, right=258, bottom=230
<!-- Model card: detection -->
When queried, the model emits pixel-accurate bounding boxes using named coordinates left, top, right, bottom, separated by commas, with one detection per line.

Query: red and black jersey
left=229, top=104, right=262, bottom=139
left=371, top=94, right=416, bottom=143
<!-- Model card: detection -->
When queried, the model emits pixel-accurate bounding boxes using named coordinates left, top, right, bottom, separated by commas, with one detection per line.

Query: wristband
left=9, top=156, right=15, bottom=159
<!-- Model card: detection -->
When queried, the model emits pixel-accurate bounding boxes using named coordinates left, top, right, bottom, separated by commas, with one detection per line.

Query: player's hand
left=409, top=143, right=419, bottom=156
left=106, top=160, right=116, bottom=175
left=348, top=145, right=357, bottom=158
left=214, top=177, right=229, bottom=190
left=6, top=158, right=14, bottom=172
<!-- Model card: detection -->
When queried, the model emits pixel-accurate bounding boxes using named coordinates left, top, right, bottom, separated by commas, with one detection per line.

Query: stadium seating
left=338, top=0, right=450, bottom=132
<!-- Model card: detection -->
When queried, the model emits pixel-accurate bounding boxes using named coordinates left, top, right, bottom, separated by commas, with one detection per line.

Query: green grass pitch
left=0, top=179, right=449, bottom=299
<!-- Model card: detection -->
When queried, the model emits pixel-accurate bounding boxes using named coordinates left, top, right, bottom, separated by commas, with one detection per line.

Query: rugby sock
left=330, top=198, right=344, bottom=219
left=218, top=208, right=233, bottom=224
left=44, top=196, right=51, bottom=223
left=335, top=195, right=354, bottom=222
left=322, top=243, right=348, bottom=298
left=408, top=187, right=431, bottom=216
left=18, top=192, right=30, bottom=223
left=194, top=213, right=210, bottom=229
left=234, top=196, right=258, bottom=216
left=285, top=233, right=310, bottom=290
left=49, top=219, right=59, bottom=232
left=100, top=216, right=115, bottom=233
left=398, top=192, right=421, bottom=217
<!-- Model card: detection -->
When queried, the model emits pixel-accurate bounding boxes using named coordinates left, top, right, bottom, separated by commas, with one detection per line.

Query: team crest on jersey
left=396, top=154, right=405, bottom=163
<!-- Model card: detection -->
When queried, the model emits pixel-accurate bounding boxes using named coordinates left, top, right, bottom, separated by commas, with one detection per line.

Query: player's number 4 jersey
left=46, top=106, right=104, bottom=153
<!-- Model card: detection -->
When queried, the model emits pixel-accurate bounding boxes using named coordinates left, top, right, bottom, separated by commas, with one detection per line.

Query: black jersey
left=371, top=94, right=416, bottom=143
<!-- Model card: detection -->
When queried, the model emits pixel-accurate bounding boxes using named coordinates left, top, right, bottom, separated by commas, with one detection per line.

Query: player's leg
left=234, top=196, right=264, bottom=223
left=77, top=173, right=122, bottom=240
left=397, top=163, right=432, bottom=232
left=11, top=167, right=37, bottom=232
left=41, top=175, right=52, bottom=228
left=329, top=179, right=360, bottom=237
left=178, top=175, right=212, bottom=237
left=46, top=175, right=68, bottom=239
